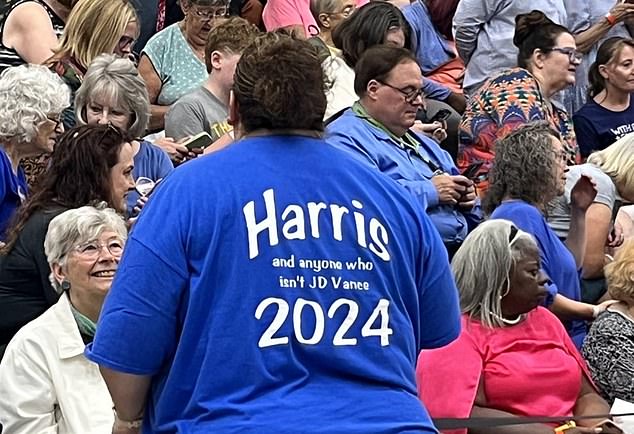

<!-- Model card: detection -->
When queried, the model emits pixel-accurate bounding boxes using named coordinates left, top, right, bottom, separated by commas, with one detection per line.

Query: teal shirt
left=142, top=23, right=207, bottom=106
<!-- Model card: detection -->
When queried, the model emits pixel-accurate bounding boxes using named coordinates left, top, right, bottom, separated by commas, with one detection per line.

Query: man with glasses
left=326, top=45, right=481, bottom=258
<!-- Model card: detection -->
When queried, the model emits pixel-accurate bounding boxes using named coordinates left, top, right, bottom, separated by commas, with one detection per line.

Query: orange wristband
left=605, top=12, right=617, bottom=26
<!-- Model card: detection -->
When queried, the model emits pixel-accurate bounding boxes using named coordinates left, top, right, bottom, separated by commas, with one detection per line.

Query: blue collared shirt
left=326, top=107, right=481, bottom=244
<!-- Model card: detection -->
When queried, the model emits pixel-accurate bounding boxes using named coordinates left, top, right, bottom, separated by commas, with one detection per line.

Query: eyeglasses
left=73, top=239, right=124, bottom=260
left=549, top=47, right=583, bottom=64
left=117, top=35, right=136, bottom=51
left=46, top=114, right=62, bottom=130
left=329, top=4, right=356, bottom=18
left=376, top=80, right=425, bottom=103
left=191, top=6, right=229, bottom=20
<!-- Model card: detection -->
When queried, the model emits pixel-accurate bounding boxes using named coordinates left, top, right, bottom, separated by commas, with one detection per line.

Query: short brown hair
left=354, top=45, right=418, bottom=96
left=606, top=240, right=634, bottom=303
left=233, top=33, right=326, bottom=132
left=204, top=17, right=260, bottom=73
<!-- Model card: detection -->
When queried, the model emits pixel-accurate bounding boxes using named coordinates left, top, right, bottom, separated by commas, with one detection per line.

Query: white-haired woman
left=0, top=64, right=69, bottom=240
left=0, top=205, right=126, bottom=433
left=417, top=219, right=610, bottom=434
left=75, top=54, right=173, bottom=215
left=548, top=133, right=634, bottom=301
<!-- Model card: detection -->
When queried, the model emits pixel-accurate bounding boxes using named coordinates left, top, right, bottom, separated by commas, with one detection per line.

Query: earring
left=61, top=280, right=71, bottom=291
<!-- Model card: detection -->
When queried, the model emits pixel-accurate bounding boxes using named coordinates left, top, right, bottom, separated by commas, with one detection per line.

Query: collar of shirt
left=352, top=101, right=421, bottom=152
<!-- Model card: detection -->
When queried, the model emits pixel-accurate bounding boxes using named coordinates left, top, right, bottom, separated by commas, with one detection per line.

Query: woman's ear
left=532, top=48, right=546, bottom=69
left=51, top=262, right=66, bottom=287
left=318, top=13, right=331, bottom=29
left=598, top=64, right=610, bottom=81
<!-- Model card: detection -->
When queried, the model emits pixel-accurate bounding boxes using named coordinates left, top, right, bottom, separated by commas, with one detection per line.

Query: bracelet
left=605, top=12, right=617, bottom=26
left=113, top=408, right=143, bottom=429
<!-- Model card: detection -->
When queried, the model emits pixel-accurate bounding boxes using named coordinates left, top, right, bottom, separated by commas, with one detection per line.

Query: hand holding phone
left=461, top=161, right=484, bottom=180
left=183, top=132, right=214, bottom=151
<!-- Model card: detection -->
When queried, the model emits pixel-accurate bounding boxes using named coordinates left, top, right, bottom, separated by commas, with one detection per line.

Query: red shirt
left=417, top=307, right=591, bottom=434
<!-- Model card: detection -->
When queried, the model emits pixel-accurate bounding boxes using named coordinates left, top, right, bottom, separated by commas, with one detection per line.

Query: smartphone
left=461, top=161, right=484, bottom=179
left=183, top=132, right=214, bottom=150
left=429, top=109, right=452, bottom=124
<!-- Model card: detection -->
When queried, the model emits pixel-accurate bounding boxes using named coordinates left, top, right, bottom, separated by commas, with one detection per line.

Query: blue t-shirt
left=0, top=149, right=27, bottom=240
left=573, top=96, right=634, bottom=158
left=86, top=135, right=460, bottom=433
left=127, top=140, right=173, bottom=215
left=491, top=200, right=587, bottom=347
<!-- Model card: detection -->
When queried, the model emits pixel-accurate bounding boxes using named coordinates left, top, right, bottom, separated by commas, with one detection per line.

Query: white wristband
left=592, top=305, right=602, bottom=319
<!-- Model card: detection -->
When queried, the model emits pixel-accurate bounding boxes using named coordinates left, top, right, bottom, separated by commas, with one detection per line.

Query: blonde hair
left=606, top=240, right=634, bottom=304
left=52, top=0, right=138, bottom=69
left=586, top=133, right=634, bottom=200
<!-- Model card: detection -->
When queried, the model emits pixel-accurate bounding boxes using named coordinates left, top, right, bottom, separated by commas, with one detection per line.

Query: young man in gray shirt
left=165, top=17, right=259, bottom=141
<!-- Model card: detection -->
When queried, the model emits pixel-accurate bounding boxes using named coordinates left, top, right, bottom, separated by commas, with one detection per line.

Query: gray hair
left=0, top=64, right=70, bottom=144
left=75, top=54, right=150, bottom=138
left=453, top=219, right=538, bottom=328
left=309, top=0, right=340, bottom=24
left=44, top=205, right=128, bottom=293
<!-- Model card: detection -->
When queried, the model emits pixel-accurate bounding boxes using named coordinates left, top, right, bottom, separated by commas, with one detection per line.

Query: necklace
left=491, top=312, right=524, bottom=325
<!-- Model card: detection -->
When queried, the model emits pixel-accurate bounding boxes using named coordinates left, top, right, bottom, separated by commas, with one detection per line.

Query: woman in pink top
left=417, top=219, right=611, bottom=434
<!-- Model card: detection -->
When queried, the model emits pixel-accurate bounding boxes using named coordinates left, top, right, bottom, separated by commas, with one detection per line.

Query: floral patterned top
left=458, top=68, right=579, bottom=192
left=582, top=308, right=634, bottom=404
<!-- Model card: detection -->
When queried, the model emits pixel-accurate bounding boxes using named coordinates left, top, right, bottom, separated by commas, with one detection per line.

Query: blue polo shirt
left=87, top=135, right=461, bottom=433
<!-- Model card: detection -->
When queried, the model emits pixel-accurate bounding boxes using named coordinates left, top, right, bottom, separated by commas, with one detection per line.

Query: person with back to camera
left=0, top=124, right=135, bottom=358
left=574, top=37, right=634, bottom=158
left=0, top=205, right=127, bottom=433
left=459, top=10, right=582, bottom=196
left=418, top=219, right=612, bottom=434
left=85, top=33, right=461, bottom=433
left=486, top=122, right=617, bottom=349
left=326, top=45, right=481, bottom=259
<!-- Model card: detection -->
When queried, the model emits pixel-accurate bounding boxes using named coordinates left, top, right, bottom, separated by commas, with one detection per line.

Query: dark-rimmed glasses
left=376, top=80, right=424, bottom=104
left=46, top=114, right=62, bottom=130
left=549, top=47, right=583, bottom=64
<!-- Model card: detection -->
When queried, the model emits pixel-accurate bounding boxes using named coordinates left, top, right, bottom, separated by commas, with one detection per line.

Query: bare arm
left=138, top=54, right=170, bottom=132
left=574, top=374, right=610, bottom=427
left=566, top=206, right=588, bottom=268
left=581, top=203, right=611, bottom=279
left=470, top=378, right=554, bottom=434
left=3, top=2, right=58, bottom=64
left=574, top=3, right=634, bottom=53
left=100, top=367, right=151, bottom=434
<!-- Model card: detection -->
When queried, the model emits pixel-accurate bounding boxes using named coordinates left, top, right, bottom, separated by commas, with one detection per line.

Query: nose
left=97, top=111, right=109, bottom=125
left=538, top=270, right=549, bottom=286
left=56, top=122, right=64, bottom=133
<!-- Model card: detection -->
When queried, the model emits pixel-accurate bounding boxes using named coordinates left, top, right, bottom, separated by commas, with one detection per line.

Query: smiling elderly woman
left=0, top=205, right=126, bottom=433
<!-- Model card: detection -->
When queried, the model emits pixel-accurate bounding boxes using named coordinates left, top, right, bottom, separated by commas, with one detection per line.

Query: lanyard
left=352, top=102, right=443, bottom=174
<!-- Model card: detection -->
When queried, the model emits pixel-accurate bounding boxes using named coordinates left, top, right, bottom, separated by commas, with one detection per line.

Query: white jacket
left=0, top=293, right=114, bottom=433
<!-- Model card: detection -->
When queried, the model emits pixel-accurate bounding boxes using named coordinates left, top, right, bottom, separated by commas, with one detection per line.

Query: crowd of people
left=0, top=0, right=633, bottom=433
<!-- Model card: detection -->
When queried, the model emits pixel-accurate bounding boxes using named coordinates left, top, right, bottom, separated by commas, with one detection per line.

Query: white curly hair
left=0, top=64, right=70, bottom=144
